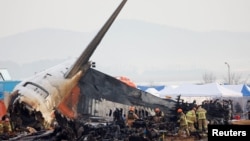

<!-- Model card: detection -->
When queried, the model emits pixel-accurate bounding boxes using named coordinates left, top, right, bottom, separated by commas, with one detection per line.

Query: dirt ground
left=230, top=120, right=250, bottom=125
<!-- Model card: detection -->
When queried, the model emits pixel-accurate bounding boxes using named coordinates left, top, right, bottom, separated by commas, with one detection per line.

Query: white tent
left=165, top=82, right=242, bottom=97
left=159, top=85, right=179, bottom=99
left=145, top=88, right=160, bottom=97
left=159, top=83, right=243, bottom=104
left=222, top=84, right=243, bottom=93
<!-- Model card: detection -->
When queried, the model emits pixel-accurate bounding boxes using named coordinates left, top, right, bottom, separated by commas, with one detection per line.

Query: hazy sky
left=1, top=0, right=250, bottom=85
left=1, top=0, right=250, bottom=38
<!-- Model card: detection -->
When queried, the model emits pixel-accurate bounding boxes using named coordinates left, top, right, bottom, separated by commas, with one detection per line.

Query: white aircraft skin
left=10, top=58, right=83, bottom=125
left=7, top=0, right=128, bottom=128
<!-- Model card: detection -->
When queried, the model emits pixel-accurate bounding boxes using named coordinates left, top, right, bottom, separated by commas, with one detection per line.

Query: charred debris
left=2, top=94, right=232, bottom=141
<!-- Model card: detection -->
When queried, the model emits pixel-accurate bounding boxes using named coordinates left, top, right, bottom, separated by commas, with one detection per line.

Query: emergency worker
left=126, top=106, right=139, bottom=128
left=2, top=115, right=12, bottom=134
left=153, top=107, right=164, bottom=123
left=196, top=105, right=207, bottom=132
left=177, top=108, right=190, bottom=136
left=246, top=100, right=250, bottom=120
left=186, top=106, right=197, bottom=132
left=0, top=119, right=3, bottom=134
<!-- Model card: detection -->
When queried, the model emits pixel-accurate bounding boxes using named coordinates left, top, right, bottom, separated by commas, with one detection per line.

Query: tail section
left=65, top=0, right=127, bottom=78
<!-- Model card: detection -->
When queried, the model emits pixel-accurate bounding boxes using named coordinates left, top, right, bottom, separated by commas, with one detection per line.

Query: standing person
left=196, top=105, right=207, bottom=133
left=0, top=118, right=3, bottom=134
left=153, top=107, right=164, bottom=123
left=126, top=106, right=139, bottom=128
left=186, top=106, right=197, bottom=132
left=2, top=115, right=12, bottom=134
left=246, top=100, right=250, bottom=120
left=177, top=108, right=190, bottom=137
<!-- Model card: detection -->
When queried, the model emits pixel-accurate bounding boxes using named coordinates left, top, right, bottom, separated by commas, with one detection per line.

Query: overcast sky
left=1, top=0, right=250, bottom=85
left=1, top=0, right=250, bottom=37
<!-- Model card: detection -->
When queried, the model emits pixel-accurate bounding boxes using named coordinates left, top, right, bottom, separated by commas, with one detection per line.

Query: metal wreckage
left=1, top=0, right=233, bottom=140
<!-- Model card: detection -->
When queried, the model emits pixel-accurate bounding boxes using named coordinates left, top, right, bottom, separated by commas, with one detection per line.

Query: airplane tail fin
left=65, top=0, right=127, bottom=78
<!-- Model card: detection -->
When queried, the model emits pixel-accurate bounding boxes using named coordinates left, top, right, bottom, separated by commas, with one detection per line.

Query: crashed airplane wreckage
left=3, top=0, right=178, bottom=140
left=2, top=0, right=231, bottom=140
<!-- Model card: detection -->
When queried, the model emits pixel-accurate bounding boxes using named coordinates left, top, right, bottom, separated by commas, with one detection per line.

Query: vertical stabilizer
left=65, top=0, right=127, bottom=78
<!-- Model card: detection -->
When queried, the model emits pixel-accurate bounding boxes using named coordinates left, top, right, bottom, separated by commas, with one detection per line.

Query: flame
left=57, top=85, right=80, bottom=119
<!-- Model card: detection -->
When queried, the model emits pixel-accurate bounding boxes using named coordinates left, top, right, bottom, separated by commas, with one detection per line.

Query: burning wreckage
left=3, top=88, right=232, bottom=141
left=1, top=0, right=234, bottom=140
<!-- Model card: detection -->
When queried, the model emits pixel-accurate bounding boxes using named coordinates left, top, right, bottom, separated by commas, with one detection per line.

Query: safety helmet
left=155, top=108, right=160, bottom=113
left=129, top=106, right=135, bottom=111
left=177, top=108, right=182, bottom=113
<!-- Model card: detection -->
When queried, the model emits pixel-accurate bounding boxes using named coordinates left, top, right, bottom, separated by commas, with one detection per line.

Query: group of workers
left=124, top=105, right=207, bottom=137
left=125, top=106, right=164, bottom=128
left=177, top=105, right=208, bottom=136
